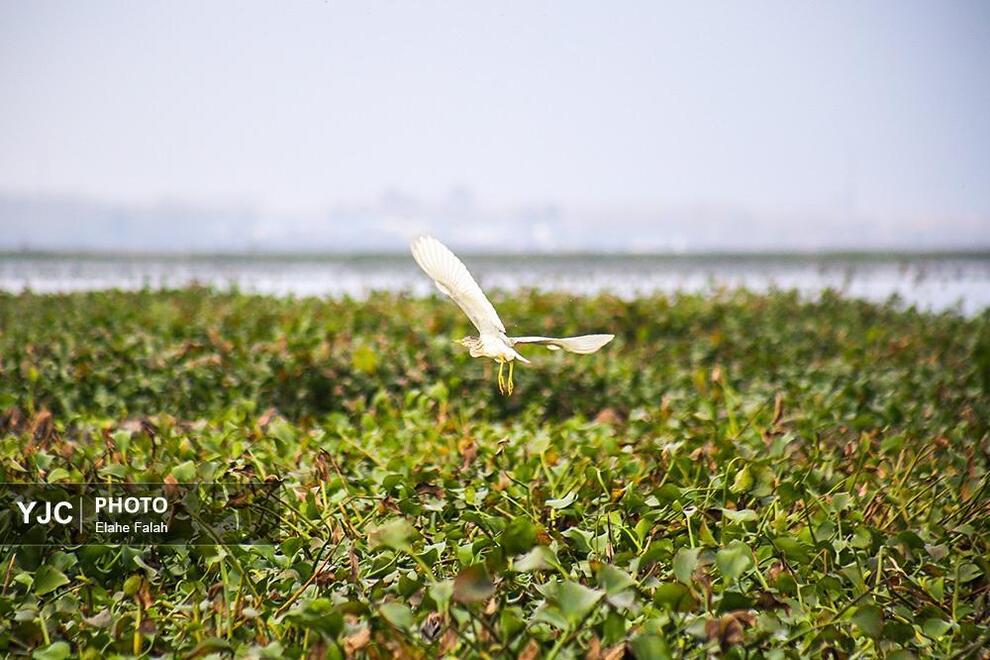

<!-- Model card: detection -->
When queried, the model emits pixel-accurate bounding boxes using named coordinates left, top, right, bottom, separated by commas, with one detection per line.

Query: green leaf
left=286, top=598, right=344, bottom=638
left=957, top=562, right=981, bottom=583
left=851, top=604, right=883, bottom=638
left=269, top=419, right=297, bottom=444
left=716, top=541, right=754, bottom=583
left=653, top=582, right=695, bottom=612
left=883, top=621, right=914, bottom=644
left=561, top=527, right=593, bottom=553
left=717, top=591, right=753, bottom=612
left=603, top=610, right=627, bottom=645
left=513, top=546, right=556, bottom=573
left=379, top=602, right=413, bottom=629
left=428, top=580, right=454, bottom=612
left=673, top=547, right=700, bottom=585
left=33, top=565, right=70, bottom=596
left=499, top=516, right=537, bottom=555
left=32, top=642, right=70, bottom=660
left=556, top=581, right=603, bottom=627
left=720, top=508, right=758, bottom=523
left=368, top=518, right=416, bottom=553
left=170, top=460, right=197, bottom=482
left=886, top=651, right=917, bottom=660
left=730, top=465, right=753, bottom=494
left=597, top=564, right=636, bottom=595
left=546, top=491, right=577, bottom=509
left=185, top=639, right=233, bottom=657
left=453, top=564, right=494, bottom=603
left=45, top=468, right=71, bottom=483
left=922, top=618, right=951, bottom=638
left=351, top=344, right=378, bottom=373
left=774, top=536, right=811, bottom=563
left=500, top=607, right=525, bottom=639
left=532, top=603, right=569, bottom=630
left=123, top=574, right=143, bottom=597
left=629, top=633, right=671, bottom=660
left=775, top=573, right=798, bottom=597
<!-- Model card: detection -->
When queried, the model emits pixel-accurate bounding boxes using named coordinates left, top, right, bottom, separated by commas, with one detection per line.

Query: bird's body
left=460, top=334, right=530, bottom=364
left=410, top=235, right=614, bottom=394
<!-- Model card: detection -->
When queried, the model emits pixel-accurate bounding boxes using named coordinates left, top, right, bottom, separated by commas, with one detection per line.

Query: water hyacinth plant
left=0, top=287, right=987, bottom=658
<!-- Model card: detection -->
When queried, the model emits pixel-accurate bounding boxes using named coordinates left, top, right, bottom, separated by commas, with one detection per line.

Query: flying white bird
left=410, top=235, right=614, bottom=395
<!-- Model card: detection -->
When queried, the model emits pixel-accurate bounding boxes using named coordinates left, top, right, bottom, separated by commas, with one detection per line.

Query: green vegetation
left=0, top=287, right=988, bottom=658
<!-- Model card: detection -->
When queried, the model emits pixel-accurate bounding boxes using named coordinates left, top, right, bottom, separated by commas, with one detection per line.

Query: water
left=1, top=253, right=988, bottom=315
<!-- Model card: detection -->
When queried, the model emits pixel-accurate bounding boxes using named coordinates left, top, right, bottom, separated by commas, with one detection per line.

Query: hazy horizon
left=2, top=187, right=988, bottom=254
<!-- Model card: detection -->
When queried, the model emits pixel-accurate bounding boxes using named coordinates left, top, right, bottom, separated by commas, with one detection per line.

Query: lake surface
left=2, top=253, right=989, bottom=315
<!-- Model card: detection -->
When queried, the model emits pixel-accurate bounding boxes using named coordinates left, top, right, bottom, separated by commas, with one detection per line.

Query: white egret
left=410, top=235, right=614, bottom=395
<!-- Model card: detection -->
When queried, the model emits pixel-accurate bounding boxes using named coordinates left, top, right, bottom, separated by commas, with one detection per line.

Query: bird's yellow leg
left=507, top=360, right=515, bottom=395
left=497, top=359, right=505, bottom=394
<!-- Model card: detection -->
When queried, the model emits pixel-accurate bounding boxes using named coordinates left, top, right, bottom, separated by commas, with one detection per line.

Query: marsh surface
left=0, top=289, right=987, bottom=657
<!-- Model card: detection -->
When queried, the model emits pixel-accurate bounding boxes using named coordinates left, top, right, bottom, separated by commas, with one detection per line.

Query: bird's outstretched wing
left=509, top=334, right=614, bottom=354
left=410, top=236, right=506, bottom=335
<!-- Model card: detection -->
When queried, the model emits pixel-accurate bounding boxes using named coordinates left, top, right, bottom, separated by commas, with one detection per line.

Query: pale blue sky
left=0, top=1, right=988, bottom=250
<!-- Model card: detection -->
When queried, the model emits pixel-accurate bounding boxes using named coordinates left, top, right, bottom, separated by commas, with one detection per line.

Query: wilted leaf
left=343, top=627, right=371, bottom=654
left=705, top=611, right=755, bottom=648
left=453, top=564, right=494, bottom=603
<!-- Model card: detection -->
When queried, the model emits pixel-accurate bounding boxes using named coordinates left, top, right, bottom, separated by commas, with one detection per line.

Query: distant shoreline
left=3, top=252, right=989, bottom=315
left=2, top=249, right=989, bottom=262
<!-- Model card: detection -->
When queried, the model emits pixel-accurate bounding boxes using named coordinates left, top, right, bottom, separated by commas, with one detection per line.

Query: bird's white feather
left=410, top=236, right=506, bottom=335
left=510, top=334, right=615, bottom=354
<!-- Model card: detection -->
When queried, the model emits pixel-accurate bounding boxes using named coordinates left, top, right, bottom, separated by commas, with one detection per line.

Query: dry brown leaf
left=602, top=644, right=626, bottom=660
left=420, top=612, right=443, bottom=642
left=343, top=627, right=371, bottom=656
left=594, top=408, right=620, bottom=425
left=349, top=544, right=360, bottom=582
left=306, top=638, right=328, bottom=660
left=519, top=638, right=541, bottom=660
left=257, top=408, right=278, bottom=427
left=438, top=628, right=459, bottom=655
left=772, top=392, right=784, bottom=425
left=585, top=636, right=601, bottom=660
left=705, top=610, right=756, bottom=648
